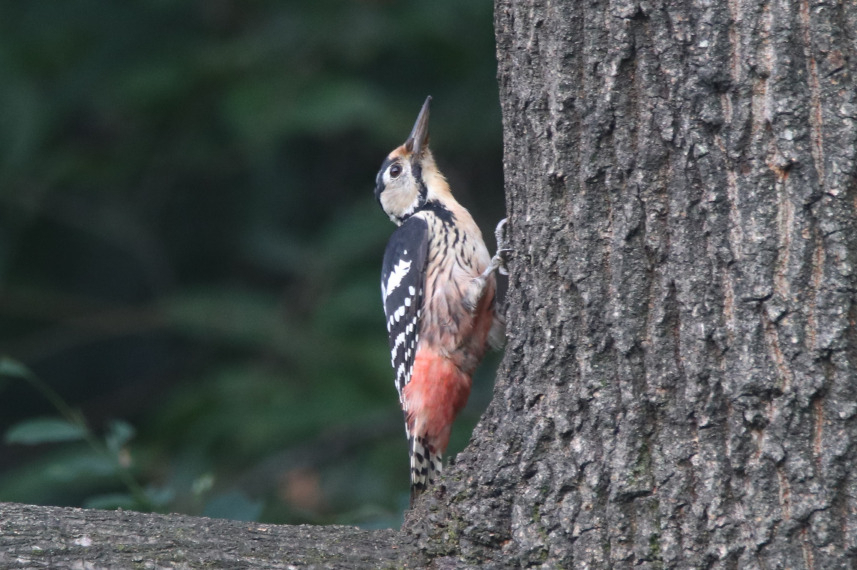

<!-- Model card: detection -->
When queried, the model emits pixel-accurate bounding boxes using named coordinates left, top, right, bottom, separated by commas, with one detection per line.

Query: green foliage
left=0, top=0, right=503, bottom=527
left=203, top=491, right=264, bottom=523
left=0, top=358, right=153, bottom=511
left=5, top=418, right=87, bottom=445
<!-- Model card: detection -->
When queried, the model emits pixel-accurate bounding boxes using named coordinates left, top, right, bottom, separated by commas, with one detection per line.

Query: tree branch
left=0, top=502, right=419, bottom=569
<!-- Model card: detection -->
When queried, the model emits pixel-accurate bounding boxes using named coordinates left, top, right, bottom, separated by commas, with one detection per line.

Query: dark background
left=0, top=0, right=504, bottom=528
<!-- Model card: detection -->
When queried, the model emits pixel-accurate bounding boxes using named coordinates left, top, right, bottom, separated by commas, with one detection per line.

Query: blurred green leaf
left=85, top=492, right=136, bottom=510
left=203, top=490, right=263, bottom=522
left=191, top=473, right=215, bottom=497
left=5, top=417, right=87, bottom=445
left=45, top=452, right=117, bottom=482
left=0, top=447, right=110, bottom=504
left=105, top=420, right=136, bottom=455
left=0, top=357, right=32, bottom=379
left=144, top=484, right=176, bottom=508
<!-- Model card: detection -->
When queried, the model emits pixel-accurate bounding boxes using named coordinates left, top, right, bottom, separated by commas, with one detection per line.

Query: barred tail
left=409, top=434, right=443, bottom=507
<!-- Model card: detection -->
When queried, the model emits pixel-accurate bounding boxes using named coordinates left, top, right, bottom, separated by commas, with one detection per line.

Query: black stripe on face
left=411, top=161, right=428, bottom=207
left=375, top=156, right=394, bottom=202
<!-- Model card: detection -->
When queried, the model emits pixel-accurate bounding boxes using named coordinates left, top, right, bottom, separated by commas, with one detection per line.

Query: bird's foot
left=486, top=218, right=512, bottom=277
left=467, top=219, right=512, bottom=312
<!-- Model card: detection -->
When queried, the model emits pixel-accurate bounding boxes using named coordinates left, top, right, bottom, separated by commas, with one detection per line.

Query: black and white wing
left=381, top=216, right=429, bottom=402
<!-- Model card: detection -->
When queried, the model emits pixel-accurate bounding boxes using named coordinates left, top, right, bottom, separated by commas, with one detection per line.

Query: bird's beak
left=405, top=96, right=431, bottom=156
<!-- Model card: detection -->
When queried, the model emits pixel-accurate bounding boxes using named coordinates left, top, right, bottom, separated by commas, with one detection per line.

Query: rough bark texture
left=407, top=0, right=857, bottom=568
left=0, top=502, right=414, bottom=569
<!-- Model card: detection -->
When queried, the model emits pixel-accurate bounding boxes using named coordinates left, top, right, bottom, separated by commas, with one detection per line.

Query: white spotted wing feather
left=381, top=216, right=429, bottom=405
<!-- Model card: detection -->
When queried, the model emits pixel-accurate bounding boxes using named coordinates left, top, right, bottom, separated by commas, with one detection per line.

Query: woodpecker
left=375, top=96, right=508, bottom=506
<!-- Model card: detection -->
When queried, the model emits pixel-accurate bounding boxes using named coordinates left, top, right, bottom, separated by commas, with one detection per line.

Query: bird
left=374, top=96, right=508, bottom=506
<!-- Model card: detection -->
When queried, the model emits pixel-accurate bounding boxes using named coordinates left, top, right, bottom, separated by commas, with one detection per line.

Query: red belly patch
left=403, top=350, right=473, bottom=455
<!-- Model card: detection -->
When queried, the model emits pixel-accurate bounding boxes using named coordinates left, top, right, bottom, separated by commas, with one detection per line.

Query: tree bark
left=0, top=502, right=415, bottom=569
left=406, top=0, right=857, bottom=567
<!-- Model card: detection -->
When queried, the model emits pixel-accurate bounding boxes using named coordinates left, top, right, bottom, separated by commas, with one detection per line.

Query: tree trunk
left=407, top=0, right=857, bottom=567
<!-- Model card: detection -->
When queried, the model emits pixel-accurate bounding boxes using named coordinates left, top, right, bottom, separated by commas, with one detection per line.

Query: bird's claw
left=474, top=218, right=512, bottom=283
left=495, top=218, right=509, bottom=249
left=492, top=218, right=511, bottom=276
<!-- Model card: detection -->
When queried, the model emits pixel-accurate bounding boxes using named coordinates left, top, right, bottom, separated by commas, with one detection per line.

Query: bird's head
left=375, top=96, right=450, bottom=225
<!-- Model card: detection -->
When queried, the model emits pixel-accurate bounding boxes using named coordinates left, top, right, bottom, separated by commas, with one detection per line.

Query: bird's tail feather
left=409, top=434, right=442, bottom=507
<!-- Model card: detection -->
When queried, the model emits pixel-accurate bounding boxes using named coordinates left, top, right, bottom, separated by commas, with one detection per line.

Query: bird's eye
left=389, top=164, right=403, bottom=178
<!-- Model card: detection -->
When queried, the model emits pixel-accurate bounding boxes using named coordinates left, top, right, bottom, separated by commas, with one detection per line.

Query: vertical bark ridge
left=799, top=0, right=825, bottom=192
